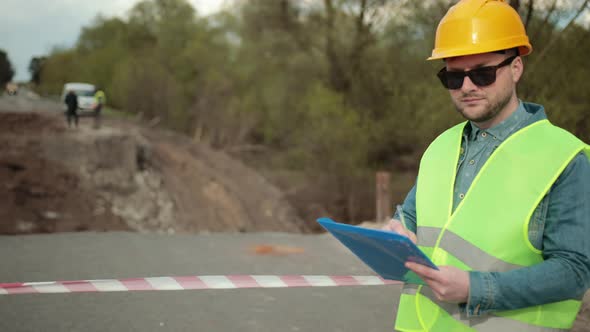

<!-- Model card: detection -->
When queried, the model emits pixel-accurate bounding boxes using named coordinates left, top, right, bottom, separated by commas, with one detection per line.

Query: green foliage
left=35, top=48, right=78, bottom=95
left=28, top=56, right=46, bottom=85
left=293, top=83, right=369, bottom=174
left=0, top=49, right=15, bottom=86
left=522, top=22, right=590, bottom=142
left=116, top=55, right=187, bottom=129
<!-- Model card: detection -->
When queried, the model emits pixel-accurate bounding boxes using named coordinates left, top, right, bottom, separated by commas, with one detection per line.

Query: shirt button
left=482, top=132, right=487, bottom=138
left=469, top=160, right=475, bottom=165
left=459, top=193, right=465, bottom=199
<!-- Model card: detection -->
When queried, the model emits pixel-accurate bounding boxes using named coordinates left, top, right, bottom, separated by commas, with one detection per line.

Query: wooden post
left=376, top=171, right=391, bottom=223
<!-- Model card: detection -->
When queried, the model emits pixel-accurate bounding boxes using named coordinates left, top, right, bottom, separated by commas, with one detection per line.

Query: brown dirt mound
left=0, top=113, right=128, bottom=234
left=0, top=111, right=309, bottom=235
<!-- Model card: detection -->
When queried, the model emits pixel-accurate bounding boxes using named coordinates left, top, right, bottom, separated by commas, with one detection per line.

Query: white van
left=61, top=82, right=96, bottom=114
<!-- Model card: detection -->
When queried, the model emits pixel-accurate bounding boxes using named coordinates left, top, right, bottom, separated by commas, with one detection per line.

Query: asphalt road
left=0, top=232, right=401, bottom=332
left=0, top=89, right=63, bottom=113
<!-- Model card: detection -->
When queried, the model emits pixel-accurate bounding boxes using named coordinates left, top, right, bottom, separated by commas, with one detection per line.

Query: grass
left=103, top=107, right=134, bottom=119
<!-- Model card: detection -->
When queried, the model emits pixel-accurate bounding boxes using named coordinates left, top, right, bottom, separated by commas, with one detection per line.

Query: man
left=64, top=90, right=78, bottom=128
left=383, top=0, right=590, bottom=331
left=93, top=87, right=106, bottom=129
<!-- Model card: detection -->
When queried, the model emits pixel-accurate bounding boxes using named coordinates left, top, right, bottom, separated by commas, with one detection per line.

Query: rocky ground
left=0, top=92, right=311, bottom=235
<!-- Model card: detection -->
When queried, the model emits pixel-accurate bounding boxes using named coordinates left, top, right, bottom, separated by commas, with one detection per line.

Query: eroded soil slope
left=0, top=111, right=310, bottom=234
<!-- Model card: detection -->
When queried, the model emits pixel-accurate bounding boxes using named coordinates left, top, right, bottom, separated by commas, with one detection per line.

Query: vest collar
left=466, top=100, right=534, bottom=142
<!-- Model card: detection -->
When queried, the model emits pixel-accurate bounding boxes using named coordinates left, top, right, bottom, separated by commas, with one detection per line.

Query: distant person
left=93, top=87, right=106, bottom=129
left=64, top=90, right=78, bottom=128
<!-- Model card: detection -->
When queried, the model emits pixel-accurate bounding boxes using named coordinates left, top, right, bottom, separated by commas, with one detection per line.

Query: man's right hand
left=381, top=219, right=417, bottom=244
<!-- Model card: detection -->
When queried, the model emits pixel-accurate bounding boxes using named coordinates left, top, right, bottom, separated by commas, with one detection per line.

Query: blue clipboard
left=317, top=217, right=438, bottom=284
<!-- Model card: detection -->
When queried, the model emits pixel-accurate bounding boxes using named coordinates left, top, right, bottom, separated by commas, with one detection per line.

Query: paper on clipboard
left=317, top=217, right=438, bottom=285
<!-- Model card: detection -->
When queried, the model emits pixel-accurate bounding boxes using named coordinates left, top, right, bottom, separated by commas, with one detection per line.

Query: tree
left=0, top=50, right=15, bottom=86
left=28, top=56, right=46, bottom=85
left=128, top=0, right=197, bottom=53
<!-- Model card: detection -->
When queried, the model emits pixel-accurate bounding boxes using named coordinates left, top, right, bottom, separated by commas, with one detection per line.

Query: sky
left=0, top=0, right=227, bottom=81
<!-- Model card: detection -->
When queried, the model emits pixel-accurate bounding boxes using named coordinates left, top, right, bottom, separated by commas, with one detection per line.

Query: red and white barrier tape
left=0, top=275, right=400, bottom=295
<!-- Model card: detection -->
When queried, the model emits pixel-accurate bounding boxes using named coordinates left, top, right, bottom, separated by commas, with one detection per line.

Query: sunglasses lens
left=437, top=56, right=516, bottom=89
left=468, top=67, right=497, bottom=87
left=438, top=67, right=498, bottom=89
left=447, top=72, right=465, bottom=89
left=437, top=71, right=465, bottom=89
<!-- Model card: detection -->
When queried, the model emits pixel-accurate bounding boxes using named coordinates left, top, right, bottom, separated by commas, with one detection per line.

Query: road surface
left=0, top=232, right=401, bottom=332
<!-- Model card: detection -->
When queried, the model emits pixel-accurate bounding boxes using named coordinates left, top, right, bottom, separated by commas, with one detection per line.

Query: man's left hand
left=405, top=262, right=470, bottom=303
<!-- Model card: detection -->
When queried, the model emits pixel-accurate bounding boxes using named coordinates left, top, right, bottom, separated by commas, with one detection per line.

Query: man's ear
left=511, top=56, right=524, bottom=83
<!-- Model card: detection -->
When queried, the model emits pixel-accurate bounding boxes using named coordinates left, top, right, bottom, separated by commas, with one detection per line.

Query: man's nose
left=461, top=75, right=478, bottom=92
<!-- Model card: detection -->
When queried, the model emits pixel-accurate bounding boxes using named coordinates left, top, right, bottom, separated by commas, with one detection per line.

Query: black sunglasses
left=437, top=56, right=517, bottom=90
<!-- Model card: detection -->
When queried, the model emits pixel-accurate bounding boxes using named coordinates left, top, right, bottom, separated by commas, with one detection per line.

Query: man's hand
left=381, top=219, right=417, bottom=244
left=405, top=262, right=470, bottom=303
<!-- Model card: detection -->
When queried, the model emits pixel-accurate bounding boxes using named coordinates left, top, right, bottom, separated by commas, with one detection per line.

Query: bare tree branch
left=530, top=0, right=558, bottom=44
left=531, top=0, right=589, bottom=68
left=524, top=0, right=534, bottom=30
left=278, top=0, right=312, bottom=54
left=323, top=0, right=351, bottom=93
left=510, top=0, right=521, bottom=11
left=350, top=0, right=385, bottom=85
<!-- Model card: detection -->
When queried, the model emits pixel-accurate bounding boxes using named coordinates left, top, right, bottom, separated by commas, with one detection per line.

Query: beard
left=453, top=89, right=512, bottom=124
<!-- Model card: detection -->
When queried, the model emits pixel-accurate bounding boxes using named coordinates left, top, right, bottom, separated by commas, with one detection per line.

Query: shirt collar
left=467, top=100, right=531, bottom=141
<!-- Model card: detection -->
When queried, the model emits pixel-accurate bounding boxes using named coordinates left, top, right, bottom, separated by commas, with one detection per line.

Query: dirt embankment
left=0, top=111, right=311, bottom=235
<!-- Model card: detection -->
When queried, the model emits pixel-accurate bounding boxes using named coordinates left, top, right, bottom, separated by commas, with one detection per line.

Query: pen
left=396, top=204, right=409, bottom=230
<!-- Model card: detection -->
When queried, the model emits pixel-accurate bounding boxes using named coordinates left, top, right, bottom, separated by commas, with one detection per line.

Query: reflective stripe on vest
left=395, top=120, right=589, bottom=331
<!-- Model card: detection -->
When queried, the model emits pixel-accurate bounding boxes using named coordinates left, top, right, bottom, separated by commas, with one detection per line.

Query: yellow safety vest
left=395, top=119, right=590, bottom=331
left=95, top=90, right=106, bottom=105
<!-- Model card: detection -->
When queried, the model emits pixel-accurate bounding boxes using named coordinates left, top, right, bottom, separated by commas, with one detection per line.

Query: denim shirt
left=395, top=101, right=590, bottom=316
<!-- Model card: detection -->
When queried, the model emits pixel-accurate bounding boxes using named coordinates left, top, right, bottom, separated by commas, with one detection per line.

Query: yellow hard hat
left=428, top=0, right=532, bottom=60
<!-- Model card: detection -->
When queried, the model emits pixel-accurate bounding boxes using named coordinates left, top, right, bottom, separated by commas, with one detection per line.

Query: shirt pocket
left=528, top=194, right=548, bottom=250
